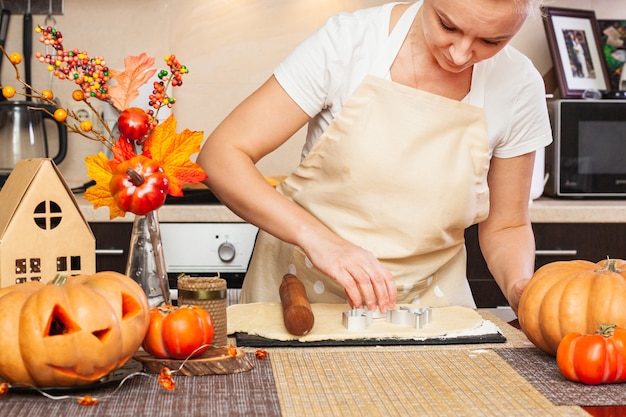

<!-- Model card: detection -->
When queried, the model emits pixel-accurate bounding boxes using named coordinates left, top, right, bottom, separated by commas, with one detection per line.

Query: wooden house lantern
left=0, top=158, right=95, bottom=287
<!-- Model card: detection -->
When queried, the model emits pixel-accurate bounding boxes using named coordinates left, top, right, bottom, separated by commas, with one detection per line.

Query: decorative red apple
left=117, top=107, right=150, bottom=141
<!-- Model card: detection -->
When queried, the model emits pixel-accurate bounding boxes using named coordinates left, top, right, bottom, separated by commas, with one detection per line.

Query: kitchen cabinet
left=465, top=225, right=507, bottom=307
left=90, top=222, right=133, bottom=273
left=92, top=220, right=626, bottom=307
left=465, top=222, right=626, bottom=307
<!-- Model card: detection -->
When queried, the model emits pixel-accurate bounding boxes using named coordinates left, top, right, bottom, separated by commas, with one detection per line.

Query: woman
left=198, top=0, right=552, bottom=315
left=573, top=34, right=589, bottom=78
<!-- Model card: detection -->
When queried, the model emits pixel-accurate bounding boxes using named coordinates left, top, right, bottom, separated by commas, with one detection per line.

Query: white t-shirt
left=274, top=2, right=553, bottom=160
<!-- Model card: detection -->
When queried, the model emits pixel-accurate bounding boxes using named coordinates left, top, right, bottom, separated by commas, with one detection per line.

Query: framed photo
left=598, top=19, right=626, bottom=91
left=542, top=7, right=611, bottom=98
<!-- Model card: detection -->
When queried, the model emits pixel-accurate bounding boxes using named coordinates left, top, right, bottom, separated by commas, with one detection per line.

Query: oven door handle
left=535, top=249, right=577, bottom=256
left=95, top=249, right=125, bottom=256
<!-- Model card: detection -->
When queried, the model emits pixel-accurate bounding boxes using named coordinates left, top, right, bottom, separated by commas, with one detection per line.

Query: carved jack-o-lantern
left=0, top=272, right=150, bottom=387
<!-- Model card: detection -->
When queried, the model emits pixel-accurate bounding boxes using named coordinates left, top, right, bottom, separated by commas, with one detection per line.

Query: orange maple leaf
left=144, top=115, right=207, bottom=196
left=83, top=152, right=127, bottom=219
left=108, top=53, right=157, bottom=111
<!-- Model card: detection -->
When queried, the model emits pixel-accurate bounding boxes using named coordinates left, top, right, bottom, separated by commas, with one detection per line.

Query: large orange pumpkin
left=518, top=258, right=626, bottom=356
left=0, top=271, right=150, bottom=387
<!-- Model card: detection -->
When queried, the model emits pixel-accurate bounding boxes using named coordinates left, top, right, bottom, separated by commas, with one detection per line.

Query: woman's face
left=421, top=0, right=530, bottom=73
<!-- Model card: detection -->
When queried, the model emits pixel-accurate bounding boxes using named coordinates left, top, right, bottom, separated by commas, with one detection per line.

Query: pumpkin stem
left=126, top=167, right=145, bottom=186
left=599, top=258, right=620, bottom=273
left=157, top=304, right=175, bottom=316
left=52, top=274, right=67, bottom=286
left=596, top=323, right=617, bottom=337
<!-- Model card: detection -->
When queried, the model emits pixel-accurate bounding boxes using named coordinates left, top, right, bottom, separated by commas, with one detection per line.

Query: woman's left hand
left=506, top=278, right=530, bottom=315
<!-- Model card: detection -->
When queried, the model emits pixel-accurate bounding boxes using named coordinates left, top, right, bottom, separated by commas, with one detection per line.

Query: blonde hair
left=515, top=0, right=544, bottom=17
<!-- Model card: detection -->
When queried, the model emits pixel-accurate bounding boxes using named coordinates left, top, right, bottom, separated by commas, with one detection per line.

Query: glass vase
left=125, top=210, right=171, bottom=307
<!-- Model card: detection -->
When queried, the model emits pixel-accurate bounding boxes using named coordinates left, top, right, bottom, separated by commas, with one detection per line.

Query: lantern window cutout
left=15, top=259, right=42, bottom=284
left=33, top=200, right=63, bottom=231
left=15, top=259, right=26, bottom=274
left=55, top=256, right=82, bottom=272
left=30, top=258, right=41, bottom=273
left=71, top=256, right=81, bottom=271
left=57, top=257, right=67, bottom=271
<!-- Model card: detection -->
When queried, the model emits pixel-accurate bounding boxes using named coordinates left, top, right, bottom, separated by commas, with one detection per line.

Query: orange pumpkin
left=0, top=271, right=150, bottom=387
left=518, top=258, right=626, bottom=356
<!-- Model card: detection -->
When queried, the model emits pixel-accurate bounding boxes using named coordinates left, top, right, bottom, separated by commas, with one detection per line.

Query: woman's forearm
left=479, top=223, right=535, bottom=313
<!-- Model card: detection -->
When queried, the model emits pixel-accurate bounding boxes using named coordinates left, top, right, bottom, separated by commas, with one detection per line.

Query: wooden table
left=1, top=313, right=624, bottom=416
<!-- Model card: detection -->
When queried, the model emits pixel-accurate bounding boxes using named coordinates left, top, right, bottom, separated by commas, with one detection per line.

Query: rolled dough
left=227, top=303, right=499, bottom=342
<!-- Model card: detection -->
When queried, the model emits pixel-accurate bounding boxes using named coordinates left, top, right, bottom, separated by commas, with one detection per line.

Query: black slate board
left=234, top=332, right=506, bottom=347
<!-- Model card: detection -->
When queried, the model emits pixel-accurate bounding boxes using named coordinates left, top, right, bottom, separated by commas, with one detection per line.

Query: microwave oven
left=544, top=99, right=626, bottom=198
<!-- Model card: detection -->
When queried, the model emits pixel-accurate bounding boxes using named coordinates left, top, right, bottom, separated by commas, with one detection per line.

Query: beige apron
left=242, top=3, right=490, bottom=308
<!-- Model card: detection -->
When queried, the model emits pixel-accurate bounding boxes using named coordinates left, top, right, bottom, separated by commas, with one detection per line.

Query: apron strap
left=371, top=1, right=421, bottom=77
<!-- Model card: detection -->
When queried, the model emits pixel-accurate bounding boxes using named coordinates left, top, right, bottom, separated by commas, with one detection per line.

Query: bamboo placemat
left=1, top=354, right=279, bottom=417
left=269, top=349, right=588, bottom=417
left=496, top=347, right=626, bottom=406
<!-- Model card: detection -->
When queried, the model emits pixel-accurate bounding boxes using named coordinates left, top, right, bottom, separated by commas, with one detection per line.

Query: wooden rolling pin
left=279, top=273, right=315, bottom=336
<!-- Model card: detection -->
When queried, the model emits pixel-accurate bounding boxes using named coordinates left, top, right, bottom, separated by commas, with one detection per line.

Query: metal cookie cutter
left=386, top=307, right=431, bottom=329
left=342, top=306, right=432, bottom=330
left=342, top=308, right=373, bottom=331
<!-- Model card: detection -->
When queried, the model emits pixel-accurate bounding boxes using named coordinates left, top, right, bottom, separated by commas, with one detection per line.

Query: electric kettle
left=0, top=101, right=68, bottom=177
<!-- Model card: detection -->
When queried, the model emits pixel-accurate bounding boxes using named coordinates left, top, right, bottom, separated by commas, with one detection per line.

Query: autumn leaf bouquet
left=0, top=25, right=207, bottom=219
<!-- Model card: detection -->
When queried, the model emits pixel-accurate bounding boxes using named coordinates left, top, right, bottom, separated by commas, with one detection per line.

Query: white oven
left=160, top=222, right=259, bottom=289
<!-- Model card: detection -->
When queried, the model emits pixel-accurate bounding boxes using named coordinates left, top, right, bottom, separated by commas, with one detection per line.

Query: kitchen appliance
left=545, top=99, right=626, bottom=198
left=0, top=4, right=68, bottom=188
left=0, top=101, right=68, bottom=187
left=160, top=219, right=259, bottom=289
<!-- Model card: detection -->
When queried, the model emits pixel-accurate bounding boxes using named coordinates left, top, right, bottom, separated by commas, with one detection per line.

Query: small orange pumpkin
left=0, top=271, right=150, bottom=387
left=518, top=258, right=626, bottom=356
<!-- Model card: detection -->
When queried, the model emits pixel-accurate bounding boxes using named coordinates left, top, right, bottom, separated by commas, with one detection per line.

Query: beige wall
left=0, top=0, right=623, bottom=187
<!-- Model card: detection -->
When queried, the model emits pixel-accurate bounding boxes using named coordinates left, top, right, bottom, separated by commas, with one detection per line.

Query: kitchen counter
left=75, top=195, right=245, bottom=223
left=75, top=194, right=626, bottom=224
left=0, top=310, right=618, bottom=417
left=528, top=197, right=626, bottom=223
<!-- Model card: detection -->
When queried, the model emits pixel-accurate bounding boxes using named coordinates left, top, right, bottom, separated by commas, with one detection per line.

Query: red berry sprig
left=146, top=55, right=189, bottom=130
left=34, top=25, right=111, bottom=100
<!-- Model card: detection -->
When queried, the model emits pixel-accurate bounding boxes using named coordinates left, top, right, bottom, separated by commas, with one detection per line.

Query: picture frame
left=542, top=7, right=611, bottom=98
left=597, top=19, right=626, bottom=91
